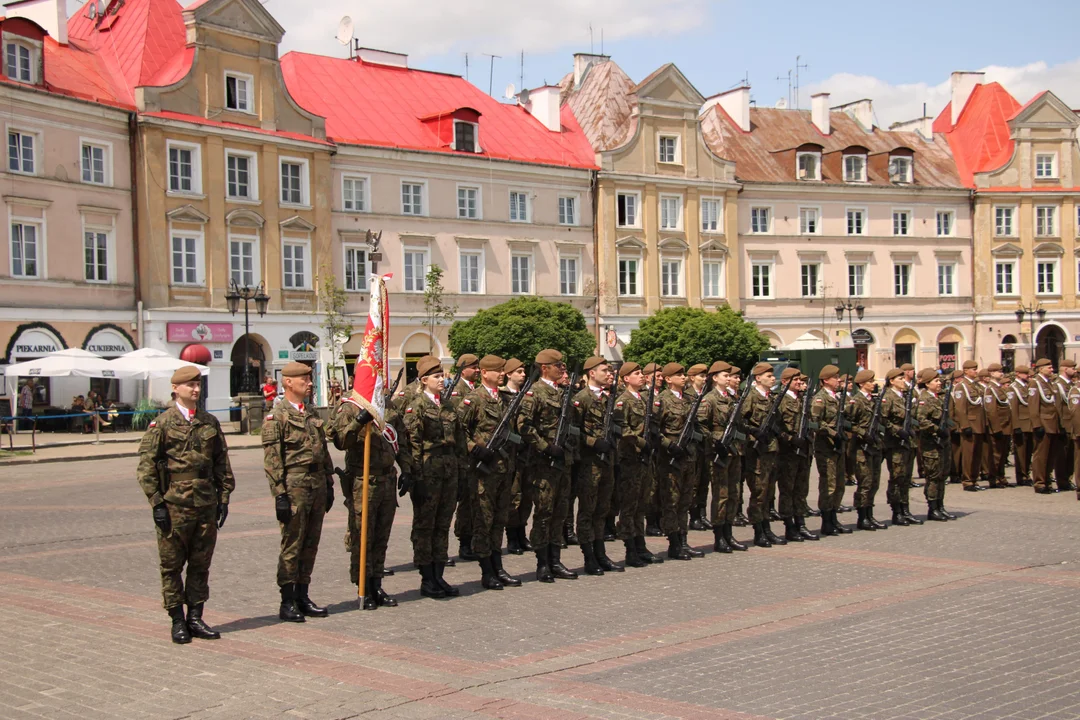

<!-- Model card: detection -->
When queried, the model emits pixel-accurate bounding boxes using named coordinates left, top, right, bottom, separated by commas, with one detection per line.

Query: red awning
left=180, top=343, right=212, bottom=365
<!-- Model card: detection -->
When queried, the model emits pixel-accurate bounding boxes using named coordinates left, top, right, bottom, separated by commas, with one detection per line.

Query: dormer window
left=658, top=135, right=680, bottom=164
left=843, top=154, right=867, bottom=182
left=454, top=121, right=478, bottom=153
left=5, top=41, right=33, bottom=83
left=889, top=156, right=913, bottom=183
left=1035, top=153, right=1057, bottom=179
left=797, top=152, right=820, bottom=180
left=225, top=72, right=252, bottom=113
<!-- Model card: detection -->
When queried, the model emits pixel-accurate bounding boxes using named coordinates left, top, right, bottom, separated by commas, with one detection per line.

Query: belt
left=170, top=471, right=208, bottom=482
left=289, top=462, right=323, bottom=473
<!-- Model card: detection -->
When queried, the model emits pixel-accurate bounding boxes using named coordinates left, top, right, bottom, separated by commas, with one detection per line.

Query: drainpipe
left=129, top=112, right=142, bottom=332
left=591, top=169, right=600, bottom=353
left=969, top=190, right=977, bottom=364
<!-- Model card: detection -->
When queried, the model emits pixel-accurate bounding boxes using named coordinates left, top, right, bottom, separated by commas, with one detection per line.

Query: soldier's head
left=917, top=368, right=940, bottom=393
left=620, top=362, right=646, bottom=391
left=170, top=366, right=202, bottom=407
left=780, top=367, right=799, bottom=392
left=503, top=358, right=526, bottom=388
left=1014, top=365, right=1031, bottom=381
left=456, top=354, right=480, bottom=382
left=1061, top=358, right=1077, bottom=380
left=535, top=349, right=564, bottom=382
left=855, top=369, right=875, bottom=394
left=987, top=362, right=1004, bottom=381
left=900, top=363, right=915, bottom=381
left=752, top=362, right=775, bottom=389
left=663, top=363, right=687, bottom=391
left=819, top=365, right=840, bottom=391
left=686, top=364, right=708, bottom=391
left=416, top=356, right=444, bottom=393
left=280, top=362, right=313, bottom=403
left=584, top=356, right=612, bottom=388
left=1036, top=358, right=1054, bottom=378
left=708, top=361, right=731, bottom=390
left=962, top=360, right=978, bottom=379
left=727, top=367, right=741, bottom=390
left=479, top=355, right=505, bottom=389
left=887, top=368, right=905, bottom=391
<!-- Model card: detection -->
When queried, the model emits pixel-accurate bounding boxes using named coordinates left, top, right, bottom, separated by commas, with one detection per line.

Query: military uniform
left=1031, top=366, right=1059, bottom=493
left=451, top=374, right=478, bottom=559
left=699, top=373, right=745, bottom=551
left=614, top=370, right=662, bottom=565
left=657, top=383, right=696, bottom=554
left=1009, top=374, right=1034, bottom=485
left=571, top=365, right=621, bottom=574
left=1053, top=368, right=1075, bottom=490
left=1067, top=382, right=1080, bottom=499
left=984, top=378, right=1013, bottom=487
left=741, top=366, right=783, bottom=546
left=881, top=384, right=912, bottom=517
left=811, top=368, right=851, bottom=535
left=953, top=370, right=986, bottom=489
left=915, top=377, right=952, bottom=520
left=848, top=383, right=884, bottom=529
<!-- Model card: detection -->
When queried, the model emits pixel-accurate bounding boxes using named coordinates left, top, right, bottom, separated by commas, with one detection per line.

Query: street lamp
left=225, top=280, right=270, bottom=393
left=835, top=300, right=865, bottom=335
left=1015, top=303, right=1046, bottom=365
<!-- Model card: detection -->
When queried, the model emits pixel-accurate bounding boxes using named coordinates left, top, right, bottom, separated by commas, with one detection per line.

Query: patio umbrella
left=3, top=348, right=136, bottom=378
left=107, top=347, right=209, bottom=380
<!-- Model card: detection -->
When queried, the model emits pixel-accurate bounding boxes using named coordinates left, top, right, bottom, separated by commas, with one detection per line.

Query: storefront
left=82, top=325, right=136, bottom=402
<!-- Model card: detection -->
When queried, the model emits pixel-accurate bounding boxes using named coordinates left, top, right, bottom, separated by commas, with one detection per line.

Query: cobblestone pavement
left=2, top=449, right=1080, bottom=720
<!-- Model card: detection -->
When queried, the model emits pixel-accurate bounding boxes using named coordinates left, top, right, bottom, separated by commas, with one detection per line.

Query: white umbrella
left=107, top=347, right=208, bottom=380
left=3, top=348, right=136, bottom=378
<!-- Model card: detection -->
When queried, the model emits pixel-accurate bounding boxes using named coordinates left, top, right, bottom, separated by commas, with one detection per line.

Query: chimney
left=889, top=117, right=933, bottom=141
left=950, top=71, right=985, bottom=126
left=573, top=52, right=609, bottom=87
left=710, top=86, right=750, bottom=132
left=4, top=0, right=67, bottom=44
left=811, top=92, right=830, bottom=134
left=835, top=98, right=873, bottom=131
left=522, top=86, right=562, bottom=132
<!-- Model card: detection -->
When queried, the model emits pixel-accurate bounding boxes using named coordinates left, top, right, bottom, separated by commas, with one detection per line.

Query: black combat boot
left=458, top=536, right=479, bottom=562
left=506, top=527, right=523, bottom=555
left=361, top=577, right=378, bottom=610
left=832, top=509, right=853, bottom=534
left=296, top=584, right=329, bottom=617
left=382, top=568, right=395, bottom=577
left=168, top=605, right=192, bottom=644
left=689, top=506, right=706, bottom=531
left=796, top=516, right=820, bottom=541
left=682, top=533, right=705, bottom=557
left=723, top=523, right=748, bottom=551
left=734, top=509, right=749, bottom=527
left=595, top=539, right=624, bottom=571
left=479, top=555, right=504, bottom=590
left=856, top=507, right=876, bottom=531
left=563, top=521, right=579, bottom=546
left=278, top=584, right=305, bottom=622
left=604, top=516, right=617, bottom=541
left=768, top=504, right=782, bottom=522
left=645, top=514, right=663, bottom=537
left=762, top=522, right=786, bottom=545
left=433, top=561, right=459, bottom=596
left=784, top=518, right=804, bottom=542
left=186, top=603, right=220, bottom=639
left=753, top=522, right=772, bottom=548
left=820, top=510, right=838, bottom=536
left=838, top=504, right=854, bottom=513
left=939, top=500, right=957, bottom=520
left=902, top=504, right=923, bottom=525
left=699, top=508, right=713, bottom=530
left=667, top=533, right=692, bottom=560
left=808, top=508, right=821, bottom=517
left=926, top=500, right=948, bottom=522
left=624, top=538, right=647, bottom=567
left=419, top=564, right=446, bottom=599
left=550, top=544, right=578, bottom=579
left=374, top=574, right=397, bottom=607
left=712, top=526, right=733, bottom=553
left=535, top=548, right=555, bottom=583
left=492, top=551, right=521, bottom=586
left=519, top=527, right=533, bottom=552
left=581, top=541, right=604, bottom=576
left=868, top=507, right=888, bottom=529
left=891, top=503, right=910, bottom=526
left=636, top=535, right=663, bottom=563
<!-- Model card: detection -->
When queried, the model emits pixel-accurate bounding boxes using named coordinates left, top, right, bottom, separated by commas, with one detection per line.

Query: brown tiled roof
left=561, top=60, right=638, bottom=151
left=703, top=105, right=964, bottom=188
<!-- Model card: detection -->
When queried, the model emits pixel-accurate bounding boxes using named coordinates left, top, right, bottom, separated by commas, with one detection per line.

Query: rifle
left=900, top=382, right=917, bottom=449
left=385, top=366, right=405, bottom=401
left=475, top=370, right=538, bottom=472
left=642, top=379, right=659, bottom=459
left=938, top=375, right=956, bottom=444
left=748, top=376, right=794, bottom=451
left=596, top=364, right=623, bottom=461
left=715, top=379, right=753, bottom=466
left=834, top=373, right=851, bottom=453
left=863, top=385, right=887, bottom=452
left=549, top=364, right=581, bottom=466
left=795, top=377, right=818, bottom=458
left=440, top=366, right=464, bottom=405
left=669, top=383, right=706, bottom=465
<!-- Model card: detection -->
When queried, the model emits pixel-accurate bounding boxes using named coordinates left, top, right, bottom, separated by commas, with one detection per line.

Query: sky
left=249, top=0, right=1080, bottom=127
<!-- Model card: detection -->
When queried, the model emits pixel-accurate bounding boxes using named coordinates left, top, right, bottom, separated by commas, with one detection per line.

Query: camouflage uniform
left=391, top=378, right=420, bottom=413
left=404, top=391, right=464, bottom=565
left=881, top=388, right=911, bottom=508
left=657, top=388, right=693, bottom=535
left=776, top=388, right=812, bottom=519
left=572, top=385, right=616, bottom=544
left=700, top=386, right=737, bottom=524
left=725, top=387, right=746, bottom=523
left=848, top=390, right=882, bottom=509
left=451, top=379, right=477, bottom=549
left=917, top=388, right=949, bottom=502
left=615, top=388, right=649, bottom=539
left=520, top=379, right=573, bottom=548
left=741, top=385, right=779, bottom=525
left=263, top=403, right=334, bottom=588
left=811, top=387, right=845, bottom=512
left=137, top=405, right=235, bottom=609
left=459, top=384, right=515, bottom=557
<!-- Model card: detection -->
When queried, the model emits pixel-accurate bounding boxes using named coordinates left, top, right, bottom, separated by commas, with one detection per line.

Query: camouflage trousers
left=693, top=448, right=710, bottom=510
left=454, top=459, right=473, bottom=541
left=529, top=459, right=572, bottom=548
left=921, top=449, right=946, bottom=502
left=344, top=471, right=397, bottom=582
left=709, top=452, right=742, bottom=525
left=411, top=454, right=457, bottom=566
left=507, top=466, right=533, bottom=533
left=647, top=456, right=662, bottom=518
left=616, top=455, right=648, bottom=540
left=659, top=452, right=695, bottom=535
left=745, top=449, right=776, bottom=525
left=277, top=478, right=327, bottom=587
left=885, top=446, right=911, bottom=506
left=852, top=446, right=882, bottom=509
left=815, top=444, right=845, bottom=512
left=157, top=502, right=218, bottom=609
left=576, top=456, right=614, bottom=544
left=470, top=468, right=512, bottom=557
left=776, top=447, right=812, bottom=519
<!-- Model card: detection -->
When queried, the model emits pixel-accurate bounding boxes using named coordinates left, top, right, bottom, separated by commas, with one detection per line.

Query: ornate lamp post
left=225, top=280, right=270, bottom=393
left=835, top=300, right=865, bottom=336
left=1015, top=303, right=1046, bottom=365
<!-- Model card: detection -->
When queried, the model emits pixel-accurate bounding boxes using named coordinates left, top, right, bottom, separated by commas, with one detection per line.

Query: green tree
left=448, top=297, right=596, bottom=366
left=623, top=306, right=770, bottom=373
left=422, top=264, right=457, bottom=353
left=317, top=265, right=352, bottom=383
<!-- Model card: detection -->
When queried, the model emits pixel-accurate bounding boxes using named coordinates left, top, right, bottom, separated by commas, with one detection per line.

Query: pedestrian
left=1009, top=366, right=1034, bottom=486
left=687, top=364, right=712, bottom=533
left=451, top=353, right=480, bottom=563
left=613, top=362, right=660, bottom=566
left=262, top=374, right=278, bottom=408
left=985, top=363, right=1014, bottom=488
left=849, top=370, right=886, bottom=531
left=954, top=360, right=988, bottom=492
left=776, top=367, right=816, bottom=541
left=699, top=360, right=749, bottom=551
left=1053, top=359, right=1076, bottom=491
left=882, top=368, right=920, bottom=526
left=18, top=378, right=34, bottom=431
left=657, top=363, right=700, bottom=560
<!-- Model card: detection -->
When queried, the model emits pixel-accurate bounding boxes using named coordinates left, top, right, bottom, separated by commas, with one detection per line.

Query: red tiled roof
left=279, top=52, right=596, bottom=169
left=0, top=34, right=134, bottom=109
left=560, top=60, right=638, bottom=151
left=141, top=110, right=333, bottom=145
left=932, top=83, right=1021, bottom=187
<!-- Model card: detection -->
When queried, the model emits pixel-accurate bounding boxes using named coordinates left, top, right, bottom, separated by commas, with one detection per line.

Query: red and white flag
left=349, top=274, right=391, bottom=428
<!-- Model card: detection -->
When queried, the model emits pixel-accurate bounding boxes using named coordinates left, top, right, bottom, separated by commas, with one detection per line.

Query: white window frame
left=451, top=120, right=481, bottom=153
left=1076, top=206, right=1080, bottom=238
left=798, top=206, right=820, bottom=235
left=888, top=156, right=913, bottom=183
left=6, top=126, right=38, bottom=175
left=457, top=184, right=482, bottom=220
left=558, top=194, right=579, bottom=226
left=893, top=262, right=912, bottom=297
left=660, top=257, right=683, bottom=298
left=79, top=139, right=112, bottom=186
left=843, top=154, right=867, bottom=182
left=750, top=259, right=774, bottom=299
left=4, top=37, right=35, bottom=83
left=166, top=140, right=202, bottom=196
left=848, top=262, right=868, bottom=297
left=281, top=238, right=311, bottom=291
left=618, top=255, right=641, bottom=297
left=278, top=156, right=309, bottom=207
left=401, top=180, right=427, bottom=217
left=10, top=217, right=43, bottom=279
left=797, top=151, right=821, bottom=181
left=82, top=223, right=114, bottom=284
left=510, top=251, right=533, bottom=295
left=994, top=260, right=1017, bottom=297
left=994, top=205, right=1016, bottom=237
left=559, top=253, right=581, bottom=296
left=702, top=258, right=725, bottom=299
left=700, top=197, right=723, bottom=233
left=659, top=194, right=683, bottom=231
left=800, top=262, right=821, bottom=298
left=937, top=262, right=957, bottom=297
left=224, top=148, right=259, bottom=201
left=341, top=174, right=370, bottom=213
left=616, top=191, right=641, bottom=229
left=342, top=243, right=370, bottom=293
left=458, top=247, right=484, bottom=294
left=402, top=247, right=429, bottom=293
left=846, top=207, right=866, bottom=236
left=169, top=231, right=204, bottom=287
left=1035, top=152, right=1057, bottom=180
left=228, top=232, right=260, bottom=288
left=1035, top=258, right=1060, bottom=296
left=224, top=71, right=254, bottom=114
left=892, top=209, right=911, bottom=237
left=750, top=206, right=772, bottom=235
left=1035, top=205, right=1057, bottom=237
left=508, top=190, right=530, bottom=223
left=657, top=134, right=681, bottom=164
left=936, top=209, right=955, bottom=237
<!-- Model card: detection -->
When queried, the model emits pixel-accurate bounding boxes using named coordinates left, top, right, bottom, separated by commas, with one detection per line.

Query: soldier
left=898, top=364, right=923, bottom=489
left=1068, top=376, right=1080, bottom=501
left=776, top=367, right=816, bottom=542
left=613, top=362, right=658, bottom=566
left=502, top=358, right=533, bottom=555
left=326, top=376, right=412, bottom=610
left=849, top=370, right=887, bottom=531
left=915, top=369, right=954, bottom=521
left=263, top=362, right=335, bottom=623
left=1053, top=359, right=1077, bottom=491
left=811, top=365, right=852, bottom=536
left=1010, top=365, right=1035, bottom=486
left=741, top=362, right=785, bottom=548
left=642, top=362, right=665, bottom=537
left=137, top=366, right=234, bottom=644
left=700, top=361, right=750, bottom=552
left=949, top=369, right=965, bottom=484
left=520, top=349, right=578, bottom=583
left=1031, top=357, right=1059, bottom=494
left=882, top=368, right=920, bottom=526
left=952, top=360, right=987, bottom=492
left=984, top=363, right=1013, bottom=488
left=726, top=366, right=751, bottom=528
left=403, top=355, right=465, bottom=598
left=686, top=364, right=712, bottom=532
left=656, top=363, right=701, bottom=560
left=452, top=353, right=481, bottom=563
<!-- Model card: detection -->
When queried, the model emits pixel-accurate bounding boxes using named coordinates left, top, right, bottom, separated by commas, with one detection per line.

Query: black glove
left=646, top=433, right=661, bottom=451
left=355, top=408, right=373, bottom=426
left=592, top=438, right=613, bottom=455
left=994, top=431, right=1005, bottom=439
left=1034, top=426, right=1046, bottom=439
left=216, top=504, right=228, bottom=529
left=792, top=436, right=808, bottom=449
left=937, top=427, right=951, bottom=441
left=713, top=441, right=729, bottom=458
left=411, top=476, right=430, bottom=506
left=962, top=426, right=973, bottom=437
left=667, top=443, right=686, bottom=458
left=397, top=472, right=412, bottom=497
left=898, top=429, right=911, bottom=440
left=544, top=444, right=565, bottom=460
left=152, top=503, right=171, bottom=534
left=754, top=427, right=772, bottom=444
left=325, top=481, right=334, bottom=513
left=275, top=494, right=292, bottom=524
left=1013, top=427, right=1024, bottom=438
left=470, top=444, right=496, bottom=463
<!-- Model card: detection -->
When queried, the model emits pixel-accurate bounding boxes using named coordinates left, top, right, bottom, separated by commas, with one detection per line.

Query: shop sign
left=291, top=351, right=318, bottom=361
left=850, top=329, right=874, bottom=345
left=10, top=328, right=62, bottom=360
left=85, top=329, right=133, bottom=357
left=167, top=322, right=234, bottom=343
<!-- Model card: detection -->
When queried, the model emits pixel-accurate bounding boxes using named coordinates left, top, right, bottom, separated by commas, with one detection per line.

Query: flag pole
left=358, top=422, right=372, bottom=604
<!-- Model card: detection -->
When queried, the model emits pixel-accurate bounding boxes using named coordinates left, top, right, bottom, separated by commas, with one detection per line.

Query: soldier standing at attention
left=263, top=362, right=334, bottom=623
left=1030, top=357, right=1059, bottom=494
left=849, top=370, right=886, bottom=531
left=949, top=369, right=965, bottom=485
left=1067, top=375, right=1080, bottom=500
left=138, top=366, right=234, bottom=644
left=656, top=363, right=697, bottom=560
left=742, top=362, right=785, bottom=548
left=898, top=364, right=921, bottom=488
left=984, top=363, right=1014, bottom=488
left=452, top=354, right=481, bottom=564
left=502, top=358, right=533, bottom=555
left=915, top=369, right=954, bottom=521
left=700, top=361, right=733, bottom=552
left=953, top=360, right=987, bottom=492
left=1010, top=366, right=1035, bottom=486
left=686, top=364, right=712, bottom=533
left=642, top=362, right=665, bottom=537
left=882, top=368, right=919, bottom=527
left=811, top=365, right=851, bottom=536
left=403, top=356, right=464, bottom=598
left=1053, top=359, right=1077, bottom=491
left=775, top=367, right=815, bottom=542
left=613, top=362, right=658, bottom=567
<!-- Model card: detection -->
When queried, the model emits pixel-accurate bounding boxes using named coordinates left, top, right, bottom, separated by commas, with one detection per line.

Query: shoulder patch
left=918, top=401, right=926, bottom=405
left=1030, top=388, right=1037, bottom=397
left=265, top=414, right=275, bottom=421
left=451, top=391, right=460, bottom=397
left=615, top=401, right=624, bottom=408
left=462, top=398, right=471, bottom=405
left=814, top=398, right=823, bottom=403
left=953, top=390, right=963, bottom=399
left=405, top=407, right=414, bottom=413
left=525, top=391, right=534, bottom=397
left=396, top=391, right=405, bottom=397
left=148, top=421, right=156, bottom=428
left=573, top=400, right=581, bottom=407
left=654, top=401, right=661, bottom=407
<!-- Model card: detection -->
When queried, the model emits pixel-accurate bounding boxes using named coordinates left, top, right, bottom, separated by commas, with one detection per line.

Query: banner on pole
left=349, top=274, right=391, bottom=428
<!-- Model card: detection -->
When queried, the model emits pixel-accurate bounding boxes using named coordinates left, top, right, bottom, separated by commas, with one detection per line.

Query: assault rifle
left=938, top=374, right=956, bottom=444
left=749, top=375, right=794, bottom=451
left=597, top=364, right=623, bottom=461
left=669, top=384, right=706, bottom=465
left=715, top=379, right=753, bottom=466
left=642, top=379, right=658, bottom=461
left=900, top=382, right=917, bottom=449
left=475, top=370, right=538, bottom=473
left=863, top=385, right=886, bottom=451
left=440, top=367, right=464, bottom=405
left=834, top=373, right=851, bottom=453
left=549, top=363, right=581, bottom=466
left=795, top=377, right=818, bottom=458
left=385, top=366, right=405, bottom=401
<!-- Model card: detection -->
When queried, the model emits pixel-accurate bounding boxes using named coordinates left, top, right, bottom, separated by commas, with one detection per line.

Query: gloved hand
left=355, top=408, right=373, bottom=426
left=667, top=443, right=686, bottom=459
left=325, top=480, right=334, bottom=513
left=937, top=427, right=951, bottom=441
left=646, top=433, right=661, bottom=451
left=275, top=494, right=292, bottom=524
left=397, top=472, right=412, bottom=497
left=993, top=431, right=1005, bottom=438
left=713, top=441, right=729, bottom=459
left=962, top=426, right=973, bottom=437
left=754, top=427, right=772, bottom=444
left=152, top=503, right=171, bottom=534
left=1013, top=427, right=1024, bottom=438
left=470, top=444, right=496, bottom=463
left=792, top=436, right=808, bottom=449
left=411, top=476, right=430, bottom=506
left=592, top=438, right=613, bottom=455
left=216, top=503, right=228, bottom=529
left=544, top=444, right=565, bottom=460
left=898, top=429, right=911, bottom=440
left=1034, top=426, right=1046, bottom=439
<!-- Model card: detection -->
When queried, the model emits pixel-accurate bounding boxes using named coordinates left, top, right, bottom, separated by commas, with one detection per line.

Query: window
left=801, top=263, right=820, bottom=297
left=1036, top=206, right=1057, bottom=237
left=84, top=230, right=108, bottom=282
left=658, top=135, right=679, bottom=163
left=889, top=156, right=912, bottom=183
left=457, top=186, right=480, bottom=219
left=701, top=198, right=721, bottom=232
left=226, top=151, right=256, bottom=200
left=282, top=242, right=307, bottom=289
left=280, top=160, right=306, bottom=205
left=846, top=209, right=865, bottom=235
left=799, top=207, right=819, bottom=235
left=8, top=131, right=34, bottom=174
left=1035, top=153, right=1056, bottom=179
left=617, top=192, right=639, bottom=228
left=401, top=182, right=424, bottom=216
left=229, top=236, right=257, bottom=287
left=702, top=260, right=724, bottom=298
left=994, top=261, right=1015, bottom=296
left=893, top=210, right=910, bottom=236
left=511, top=254, right=531, bottom=294
left=344, top=246, right=369, bottom=292
left=81, top=143, right=107, bottom=185
left=750, top=207, right=771, bottom=234
left=225, top=73, right=251, bottom=112
left=560, top=255, right=579, bottom=295
left=343, top=176, right=367, bottom=212
left=618, top=257, right=639, bottom=296
left=894, top=263, right=911, bottom=296
left=11, top=221, right=39, bottom=278
left=751, top=261, right=773, bottom=299
left=797, top=152, right=820, bottom=180
left=454, top=121, right=477, bottom=153
left=659, top=195, right=682, bottom=230
left=558, top=195, right=577, bottom=225
left=848, top=263, right=867, bottom=297
left=5, top=42, right=31, bottom=83
left=660, top=259, right=681, bottom=297
left=403, top=250, right=427, bottom=292
left=938, top=263, right=956, bottom=297
left=994, top=206, right=1014, bottom=237
left=936, top=210, right=954, bottom=237
left=171, top=235, right=200, bottom=285
left=167, top=143, right=199, bottom=194
left=460, top=251, right=482, bottom=294
left=509, top=191, right=529, bottom=222
left=844, top=154, right=866, bottom=182
left=1036, top=260, right=1058, bottom=295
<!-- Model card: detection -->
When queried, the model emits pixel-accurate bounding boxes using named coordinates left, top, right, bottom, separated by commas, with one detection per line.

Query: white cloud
left=264, top=0, right=706, bottom=60
left=806, top=58, right=1080, bottom=128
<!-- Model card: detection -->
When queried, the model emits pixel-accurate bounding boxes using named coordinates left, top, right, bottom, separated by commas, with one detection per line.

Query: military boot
left=297, top=584, right=329, bottom=617
left=784, top=518, right=804, bottom=542
left=458, top=536, right=479, bottom=562
left=535, top=548, right=555, bottom=583
left=688, top=506, right=706, bottom=531
left=581, top=542, right=604, bottom=576
left=832, top=509, right=853, bottom=534
left=926, top=500, right=948, bottom=522
left=519, top=527, right=533, bottom=552
left=563, top=521, right=579, bottom=546
left=902, top=504, right=923, bottom=525
left=939, top=500, right=957, bottom=520
left=479, top=555, right=504, bottom=590
left=762, top=522, right=786, bottom=545
left=506, top=527, right=523, bottom=555
left=667, top=533, right=692, bottom=560
left=419, top=564, right=446, bottom=599
left=723, top=523, right=748, bottom=551
left=168, top=605, right=192, bottom=644
left=433, top=561, right=459, bottom=596
left=753, top=522, right=772, bottom=548
left=492, top=552, right=521, bottom=586
left=645, top=514, right=663, bottom=537
left=360, top=577, right=378, bottom=610
left=279, top=584, right=305, bottom=622
left=698, top=507, right=713, bottom=530
left=768, top=503, right=782, bottom=522
left=820, top=510, right=839, bottom=536
left=186, top=603, right=220, bottom=640
left=636, top=535, right=663, bottom=563
left=624, top=538, right=647, bottom=567
left=856, top=507, right=876, bottom=531
left=595, top=539, right=624, bottom=571
left=549, top=544, right=579, bottom=579
left=796, top=516, right=820, bottom=541
left=682, top=533, right=705, bottom=557
left=604, top=516, right=617, bottom=541
left=891, top=503, right=910, bottom=526
left=712, top=526, right=733, bottom=553
left=868, top=507, right=888, bottom=529
left=734, top=509, right=749, bottom=527
left=374, top=574, right=397, bottom=607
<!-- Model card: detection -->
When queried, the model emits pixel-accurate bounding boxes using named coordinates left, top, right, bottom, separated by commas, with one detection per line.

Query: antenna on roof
left=463, top=53, right=469, bottom=81
left=335, top=16, right=354, bottom=48
left=504, top=83, right=516, bottom=100
left=775, top=69, right=792, bottom=109
left=589, top=23, right=593, bottom=54
left=794, top=55, right=808, bottom=109
left=483, top=53, right=501, bottom=97
left=519, top=50, right=524, bottom=92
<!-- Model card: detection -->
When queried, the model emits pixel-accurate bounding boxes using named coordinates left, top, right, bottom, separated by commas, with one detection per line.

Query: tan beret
left=987, top=363, right=1003, bottom=372
left=729, top=365, right=742, bottom=375
left=977, top=368, right=989, bottom=378
left=917, top=368, right=938, bottom=385
left=780, top=367, right=800, bottom=382
left=171, top=365, right=201, bottom=384
left=503, top=358, right=523, bottom=374
left=618, top=361, right=641, bottom=378
left=819, top=365, right=839, bottom=380
left=1015, top=365, right=1031, bottom=374
left=854, top=369, right=875, bottom=384
left=642, top=362, right=660, bottom=375
left=687, top=363, right=708, bottom=378
left=282, top=361, right=312, bottom=378
left=885, top=368, right=903, bottom=381
left=479, top=354, right=505, bottom=371
left=457, top=353, right=479, bottom=368
left=751, top=362, right=773, bottom=377
left=416, top=355, right=442, bottom=378
left=709, top=360, right=732, bottom=375
left=899, top=363, right=915, bottom=372
left=951, top=369, right=965, bottom=379
left=1062, top=358, right=1077, bottom=368
left=662, top=362, right=685, bottom=378
left=583, top=356, right=607, bottom=372
left=1035, top=358, right=1053, bottom=368
left=962, top=360, right=978, bottom=369
left=535, top=349, right=563, bottom=365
